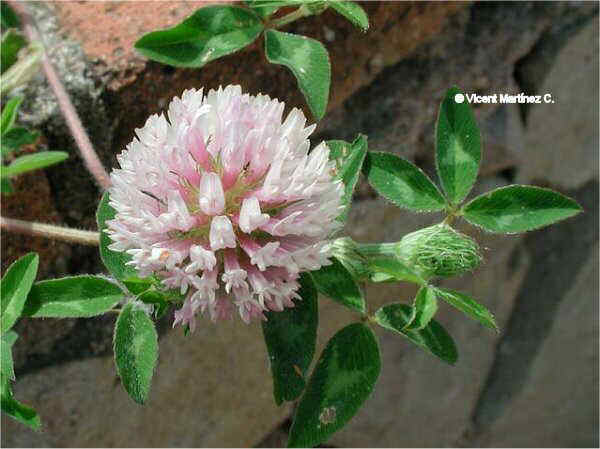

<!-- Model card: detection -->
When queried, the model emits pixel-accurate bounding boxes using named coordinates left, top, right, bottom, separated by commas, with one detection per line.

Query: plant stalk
left=1, top=216, right=100, bottom=246
left=6, top=1, right=111, bottom=190
left=269, top=4, right=313, bottom=28
left=355, top=242, right=399, bottom=258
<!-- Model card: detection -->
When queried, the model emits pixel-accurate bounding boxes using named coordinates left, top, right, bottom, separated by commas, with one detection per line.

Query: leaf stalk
left=269, top=4, right=312, bottom=29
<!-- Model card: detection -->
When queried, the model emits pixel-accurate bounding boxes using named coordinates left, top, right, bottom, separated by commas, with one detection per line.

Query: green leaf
left=97, top=194, right=154, bottom=291
left=265, top=29, right=331, bottom=120
left=137, top=290, right=169, bottom=319
left=435, top=86, right=481, bottom=205
left=367, top=256, right=424, bottom=284
left=1, top=151, right=67, bottom=178
left=462, top=185, right=582, bottom=233
left=0, top=40, right=43, bottom=96
left=123, top=278, right=156, bottom=296
left=1, top=178, right=13, bottom=194
left=328, top=1, right=369, bottom=31
left=0, top=3, right=20, bottom=29
left=325, top=139, right=348, bottom=162
left=1, top=30, right=26, bottom=74
left=328, top=134, right=368, bottom=222
left=310, top=257, right=365, bottom=313
left=262, top=273, right=318, bottom=405
left=434, top=287, right=498, bottom=331
left=254, top=5, right=280, bottom=18
left=244, top=0, right=280, bottom=18
left=134, top=6, right=263, bottom=68
left=1, top=96, right=23, bottom=136
left=0, top=253, right=38, bottom=333
left=97, top=192, right=139, bottom=281
left=0, top=127, right=39, bottom=156
left=1, top=377, right=41, bottom=431
left=374, top=303, right=457, bottom=364
left=288, top=323, right=380, bottom=448
left=406, top=286, right=438, bottom=330
left=363, top=151, right=446, bottom=212
left=1, top=331, right=18, bottom=380
left=113, top=302, right=158, bottom=405
left=22, top=276, right=123, bottom=318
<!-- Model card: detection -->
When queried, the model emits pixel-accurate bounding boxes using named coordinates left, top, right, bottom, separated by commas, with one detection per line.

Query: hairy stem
left=1, top=216, right=100, bottom=246
left=355, top=242, right=399, bottom=258
left=7, top=1, right=111, bottom=190
left=443, top=214, right=456, bottom=225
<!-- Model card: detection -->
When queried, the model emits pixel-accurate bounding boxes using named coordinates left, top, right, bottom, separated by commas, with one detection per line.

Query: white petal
left=189, top=245, right=217, bottom=271
left=239, top=197, right=270, bottom=233
left=159, top=190, right=195, bottom=231
left=221, top=141, right=245, bottom=188
left=209, top=215, right=237, bottom=250
left=199, top=172, right=225, bottom=215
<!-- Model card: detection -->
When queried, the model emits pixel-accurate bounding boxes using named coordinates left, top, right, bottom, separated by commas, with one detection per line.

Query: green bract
left=327, top=237, right=371, bottom=282
left=137, top=290, right=169, bottom=319
left=367, top=256, right=423, bottom=284
left=97, top=192, right=137, bottom=280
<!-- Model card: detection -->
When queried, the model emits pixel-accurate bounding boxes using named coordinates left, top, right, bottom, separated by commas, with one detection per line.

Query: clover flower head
left=106, top=85, right=344, bottom=329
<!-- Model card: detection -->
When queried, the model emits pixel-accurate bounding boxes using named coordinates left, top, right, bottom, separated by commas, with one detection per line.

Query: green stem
left=443, top=214, right=455, bottom=225
left=269, top=4, right=312, bottom=28
left=354, top=242, right=399, bottom=258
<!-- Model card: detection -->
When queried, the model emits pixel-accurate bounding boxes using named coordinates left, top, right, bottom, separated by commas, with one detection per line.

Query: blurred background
left=1, top=1, right=598, bottom=447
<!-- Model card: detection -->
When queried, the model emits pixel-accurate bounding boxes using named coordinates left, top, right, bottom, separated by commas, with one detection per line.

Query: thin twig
left=7, top=1, right=111, bottom=190
left=1, top=216, right=100, bottom=246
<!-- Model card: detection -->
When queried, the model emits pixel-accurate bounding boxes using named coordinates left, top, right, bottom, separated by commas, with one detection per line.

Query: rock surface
left=1, top=2, right=598, bottom=448
left=516, top=17, right=599, bottom=188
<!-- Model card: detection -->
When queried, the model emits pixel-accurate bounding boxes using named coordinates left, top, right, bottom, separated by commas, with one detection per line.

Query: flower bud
left=396, top=223, right=482, bottom=278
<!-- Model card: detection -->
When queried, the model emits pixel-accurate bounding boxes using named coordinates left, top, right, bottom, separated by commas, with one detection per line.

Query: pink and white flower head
left=106, top=85, right=343, bottom=329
